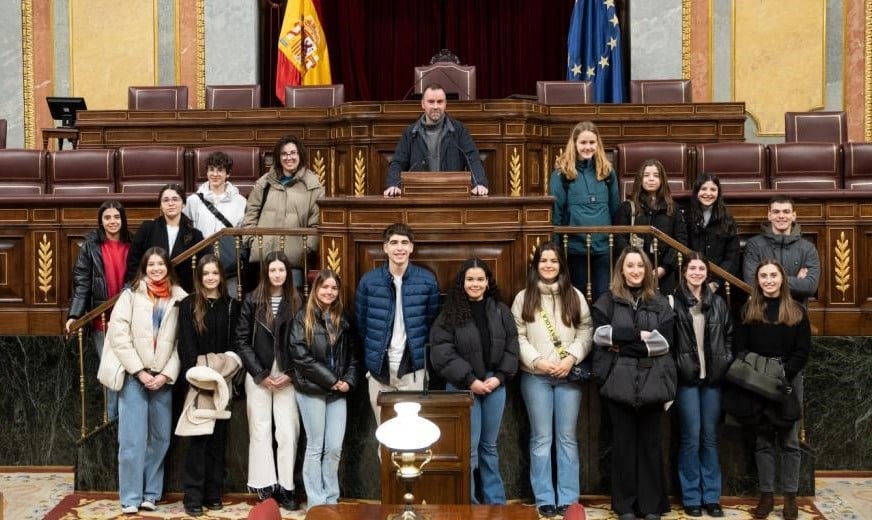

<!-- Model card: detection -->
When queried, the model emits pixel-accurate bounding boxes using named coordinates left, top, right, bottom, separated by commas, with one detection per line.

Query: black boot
left=753, top=492, right=774, bottom=519
left=253, top=484, right=275, bottom=501
left=783, top=492, right=798, bottom=520
left=278, top=487, right=299, bottom=511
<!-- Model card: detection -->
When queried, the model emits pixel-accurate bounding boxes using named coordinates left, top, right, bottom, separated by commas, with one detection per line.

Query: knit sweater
left=734, top=297, right=811, bottom=380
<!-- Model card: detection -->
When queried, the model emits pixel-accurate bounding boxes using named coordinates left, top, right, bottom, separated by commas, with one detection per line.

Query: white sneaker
left=140, top=500, right=157, bottom=511
left=121, top=505, right=138, bottom=514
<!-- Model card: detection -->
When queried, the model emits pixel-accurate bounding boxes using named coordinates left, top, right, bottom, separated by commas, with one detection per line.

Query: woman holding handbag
left=592, top=246, right=675, bottom=520
left=672, top=252, right=733, bottom=518
left=511, top=242, right=592, bottom=518
left=737, top=259, right=810, bottom=520
left=430, top=258, right=519, bottom=504
left=289, top=269, right=360, bottom=508
left=613, top=159, right=688, bottom=295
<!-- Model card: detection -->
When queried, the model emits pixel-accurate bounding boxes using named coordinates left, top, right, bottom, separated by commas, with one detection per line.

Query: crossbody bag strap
left=537, top=308, right=568, bottom=360
left=197, top=193, right=234, bottom=228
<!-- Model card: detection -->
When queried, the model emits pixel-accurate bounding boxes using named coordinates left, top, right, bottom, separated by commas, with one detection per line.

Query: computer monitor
left=46, top=97, right=87, bottom=127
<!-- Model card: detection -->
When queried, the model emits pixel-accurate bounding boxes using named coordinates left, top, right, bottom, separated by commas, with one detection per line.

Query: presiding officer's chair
left=414, top=49, right=476, bottom=101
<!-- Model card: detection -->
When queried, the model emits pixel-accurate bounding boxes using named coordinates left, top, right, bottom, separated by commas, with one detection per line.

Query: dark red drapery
left=260, top=0, right=583, bottom=104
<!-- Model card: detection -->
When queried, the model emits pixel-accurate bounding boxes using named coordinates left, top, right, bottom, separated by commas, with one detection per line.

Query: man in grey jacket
left=742, top=195, right=820, bottom=305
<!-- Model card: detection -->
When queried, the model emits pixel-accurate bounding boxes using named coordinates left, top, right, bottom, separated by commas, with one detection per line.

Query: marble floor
left=2, top=468, right=870, bottom=520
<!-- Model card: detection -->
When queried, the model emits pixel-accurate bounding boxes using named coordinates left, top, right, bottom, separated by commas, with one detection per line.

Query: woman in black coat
left=289, top=269, right=359, bottom=507
left=126, top=183, right=204, bottom=292
left=613, top=159, right=687, bottom=295
left=672, top=252, right=733, bottom=518
left=592, top=246, right=675, bottom=520
left=177, top=255, right=240, bottom=517
left=430, top=258, right=519, bottom=505
left=685, top=173, right=739, bottom=293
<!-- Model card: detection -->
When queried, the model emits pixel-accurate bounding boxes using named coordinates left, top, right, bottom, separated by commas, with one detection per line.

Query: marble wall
left=0, top=2, right=24, bottom=149
left=629, top=0, right=683, bottom=80
left=206, top=0, right=259, bottom=86
left=2, top=333, right=869, bottom=499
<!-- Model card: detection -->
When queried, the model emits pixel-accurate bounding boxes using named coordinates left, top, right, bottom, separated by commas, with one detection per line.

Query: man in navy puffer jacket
left=355, top=223, right=440, bottom=424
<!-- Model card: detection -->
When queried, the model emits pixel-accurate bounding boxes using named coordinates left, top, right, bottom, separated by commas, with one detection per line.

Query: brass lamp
left=375, top=402, right=441, bottom=520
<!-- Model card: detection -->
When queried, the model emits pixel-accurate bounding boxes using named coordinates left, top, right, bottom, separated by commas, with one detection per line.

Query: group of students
left=66, top=121, right=818, bottom=520
left=546, top=120, right=817, bottom=520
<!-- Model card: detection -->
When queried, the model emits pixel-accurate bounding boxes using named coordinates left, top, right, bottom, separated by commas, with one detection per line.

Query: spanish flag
left=276, top=0, right=332, bottom=104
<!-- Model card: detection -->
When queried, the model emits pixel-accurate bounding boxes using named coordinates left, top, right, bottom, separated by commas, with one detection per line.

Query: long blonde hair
left=303, top=270, right=343, bottom=345
left=555, top=121, right=613, bottom=182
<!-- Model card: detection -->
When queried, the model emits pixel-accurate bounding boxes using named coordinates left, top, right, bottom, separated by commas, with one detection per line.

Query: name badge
left=589, top=196, right=597, bottom=203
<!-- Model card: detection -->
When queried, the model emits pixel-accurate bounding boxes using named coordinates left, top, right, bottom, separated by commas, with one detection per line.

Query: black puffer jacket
left=429, top=298, right=519, bottom=388
left=126, top=215, right=204, bottom=292
left=672, top=286, right=734, bottom=385
left=68, top=231, right=109, bottom=320
left=685, top=210, right=739, bottom=284
left=235, top=293, right=295, bottom=385
left=289, top=308, right=360, bottom=397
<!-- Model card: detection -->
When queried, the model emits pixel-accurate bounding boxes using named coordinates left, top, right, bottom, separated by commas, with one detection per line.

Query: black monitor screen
left=46, top=97, right=87, bottom=127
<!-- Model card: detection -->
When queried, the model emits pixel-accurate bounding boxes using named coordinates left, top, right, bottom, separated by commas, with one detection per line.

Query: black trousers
left=182, top=420, right=229, bottom=507
left=605, top=399, right=668, bottom=516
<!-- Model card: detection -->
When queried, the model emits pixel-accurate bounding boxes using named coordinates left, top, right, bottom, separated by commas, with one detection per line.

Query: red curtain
left=262, top=0, right=578, bottom=104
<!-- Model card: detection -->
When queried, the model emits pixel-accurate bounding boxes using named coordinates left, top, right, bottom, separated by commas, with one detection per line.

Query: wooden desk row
left=74, top=100, right=745, bottom=197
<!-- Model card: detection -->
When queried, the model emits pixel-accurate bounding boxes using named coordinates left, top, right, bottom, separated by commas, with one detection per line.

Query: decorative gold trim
left=38, top=233, right=54, bottom=301
left=353, top=150, right=366, bottom=196
left=313, top=150, right=327, bottom=186
left=834, top=231, right=851, bottom=301
left=708, top=0, right=714, bottom=101
left=542, top=147, right=550, bottom=196
left=329, top=146, right=337, bottom=196
left=682, top=0, right=691, bottom=80
left=866, top=0, right=872, bottom=141
left=196, top=0, right=205, bottom=108
left=174, top=0, right=181, bottom=84
left=509, top=147, right=522, bottom=196
left=22, top=0, right=35, bottom=149
left=153, top=0, right=159, bottom=84
left=327, top=238, right=341, bottom=274
left=529, top=236, right=542, bottom=263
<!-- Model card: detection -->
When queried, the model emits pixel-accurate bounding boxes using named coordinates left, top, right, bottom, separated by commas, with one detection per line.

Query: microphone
left=451, top=140, right=486, bottom=195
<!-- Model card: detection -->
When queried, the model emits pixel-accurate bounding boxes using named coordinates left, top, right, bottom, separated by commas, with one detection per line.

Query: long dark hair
left=270, top=135, right=308, bottom=176
left=520, top=242, right=582, bottom=327
left=688, top=173, right=736, bottom=236
left=130, top=246, right=179, bottom=288
left=610, top=246, right=658, bottom=302
left=742, top=259, right=803, bottom=326
left=192, top=254, right=228, bottom=335
left=303, top=269, right=343, bottom=344
left=439, top=258, right=500, bottom=329
left=630, top=158, right=676, bottom=216
left=677, top=251, right=709, bottom=295
left=250, top=250, right=301, bottom=326
left=95, top=200, right=131, bottom=244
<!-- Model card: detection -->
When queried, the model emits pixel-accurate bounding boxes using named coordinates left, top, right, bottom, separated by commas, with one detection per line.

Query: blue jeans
left=568, top=253, right=611, bottom=302
left=92, top=330, right=118, bottom=420
left=675, top=383, right=723, bottom=506
left=447, top=375, right=507, bottom=504
left=295, top=392, right=347, bottom=506
left=117, top=373, right=172, bottom=508
left=520, top=372, right=581, bottom=506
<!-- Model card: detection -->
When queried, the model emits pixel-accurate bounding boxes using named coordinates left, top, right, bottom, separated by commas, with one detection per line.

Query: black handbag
left=725, top=351, right=789, bottom=403
left=600, top=354, right=677, bottom=407
left=566, top=357, right=593, bottom=384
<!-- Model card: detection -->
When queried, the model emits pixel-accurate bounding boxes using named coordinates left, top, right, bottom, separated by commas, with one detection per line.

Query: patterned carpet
left=2, top=468, right=868, bottom=519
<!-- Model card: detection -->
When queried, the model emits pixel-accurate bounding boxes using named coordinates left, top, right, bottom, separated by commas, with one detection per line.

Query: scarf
left=146, top=278, right=171, bottom=299
left=147, top=278, right=172, bottom=351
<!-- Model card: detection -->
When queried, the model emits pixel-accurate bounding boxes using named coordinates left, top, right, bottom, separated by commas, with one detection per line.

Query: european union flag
left=566, top=0, right=626, bottom=103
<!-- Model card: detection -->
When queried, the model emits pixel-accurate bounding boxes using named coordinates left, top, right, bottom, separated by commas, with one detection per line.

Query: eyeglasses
left=280, top=151, right=299, bottom=158
left=161, top=197, right=183, bottom=203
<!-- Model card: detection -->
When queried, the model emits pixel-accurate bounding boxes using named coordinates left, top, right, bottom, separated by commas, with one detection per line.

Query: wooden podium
left=401, top=171, right=471, bottom=197
left=377, top=391, right=474, bottom=505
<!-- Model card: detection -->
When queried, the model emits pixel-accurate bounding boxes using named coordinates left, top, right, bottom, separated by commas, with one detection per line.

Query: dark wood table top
left=304, top=503, right=538, bottom=520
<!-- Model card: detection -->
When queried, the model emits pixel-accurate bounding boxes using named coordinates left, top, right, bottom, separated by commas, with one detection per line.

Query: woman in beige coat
left=242, top=135, right=324, bottom=288
left=511, top=242, right=592, bottom=518
left=105, top=246, right=187, bottom=515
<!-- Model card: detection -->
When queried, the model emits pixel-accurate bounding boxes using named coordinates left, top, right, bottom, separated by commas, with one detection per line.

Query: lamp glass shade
left=375, top=402, right=441, bottom=451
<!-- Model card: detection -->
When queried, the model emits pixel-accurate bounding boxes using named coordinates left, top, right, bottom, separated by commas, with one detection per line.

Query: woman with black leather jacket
left=289, top=269, right=360, bottom=507
left=66, top=200, right=132, bottom=420
left=235, top=251, right=302, bottom=511
left=672, top=252, right=733, bottom=518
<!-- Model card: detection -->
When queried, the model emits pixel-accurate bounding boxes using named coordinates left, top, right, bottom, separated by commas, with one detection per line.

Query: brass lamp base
left=385, top=492, right=431, bottom=520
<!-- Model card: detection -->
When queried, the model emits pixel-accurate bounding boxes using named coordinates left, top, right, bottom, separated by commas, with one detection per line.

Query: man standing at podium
left=384, top=84, right=489, bottom=197
left=356, top=224, right=441, bottom=424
